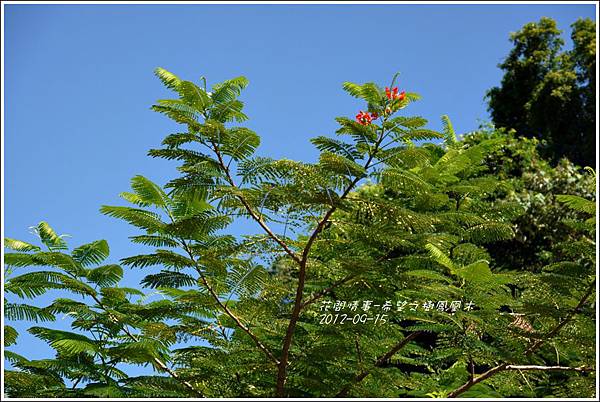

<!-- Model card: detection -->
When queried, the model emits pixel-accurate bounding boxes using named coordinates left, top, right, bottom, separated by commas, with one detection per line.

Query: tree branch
left=71, top=376, right=84, bottom=390
left=89, top=294, right=204, bottom=397
left=179, top=241, right=280, bottom=365
left=299, top=250, right=398, bottom=310
left=335, top=331, right=423, bottom=397
left=210, top=141, right=301, bottom=264
left=447, top=280, right=595, bottom=398
left=504, top=365, right=595, bottom=373
left=276, top=129, right=387, bottom=396
left=162, top=199, right=279, bottom=367
left=299, top=274, right=356, bottom=309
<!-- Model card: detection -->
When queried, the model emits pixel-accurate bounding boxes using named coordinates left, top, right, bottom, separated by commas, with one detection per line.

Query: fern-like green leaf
left=130, top=175, right=170, bottom=208
left=100, top=206, right=166, bottom=233
left=4, top=238, right=42, bottom=252
left=72, top=240, right=110, bottom=266
left=5, top=303, right=56, bottom=322
left=85, top=264, right=123, bottom=287
left=441, top=115, right=457, bottom=146
left=4, top=325, right=18, bottom=346
left=556, top=194, right=595, bottom=215
left=28, top=327, right=99, bottom=355
left=154, top=67, right=181, bottom=91
left=319, top=151, right=366, bottom=178
left=141, top=270, right=197, bottom=289
left=33, top=222, right=68, bottom=251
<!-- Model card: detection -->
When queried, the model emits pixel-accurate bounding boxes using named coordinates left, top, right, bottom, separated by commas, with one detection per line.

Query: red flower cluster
left=356, top=110, right=378, bottom=125
left=354, top=86, right=406, bottom=124
left=386, top=86, right=406, bottom=101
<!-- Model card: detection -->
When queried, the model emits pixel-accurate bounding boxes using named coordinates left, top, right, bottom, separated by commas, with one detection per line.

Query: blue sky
left=3, top=2, right=596, bottom=379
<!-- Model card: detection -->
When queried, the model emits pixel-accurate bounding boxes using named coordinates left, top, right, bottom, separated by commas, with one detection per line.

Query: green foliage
left=2, top=224, right=203, bottom=397
left=4, top=70, right=596, bottom=398
left=487, top=17, right=596, bottom=167
left=463, top=128, right=596, bottom=272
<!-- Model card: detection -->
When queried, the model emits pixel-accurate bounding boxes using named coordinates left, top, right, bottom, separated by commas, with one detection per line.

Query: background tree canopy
left=3, top=16, right=597, bottom=399
left=486, top=17, right=596, bottom=168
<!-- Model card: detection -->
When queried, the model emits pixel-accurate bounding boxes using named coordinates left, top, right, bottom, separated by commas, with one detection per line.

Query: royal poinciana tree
left=3, top=69, right=596, bottom=398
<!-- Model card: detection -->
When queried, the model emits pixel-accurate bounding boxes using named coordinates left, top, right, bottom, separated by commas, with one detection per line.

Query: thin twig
left=447, top=280, right=595, bottom=398
left=179, top=241, right=280, bottom=365
left=71, top=376, right=83, bottom=390
left=355, top=337, right=363, bottom=366
left=299, top=275, right=356, bottom=309
left=335, top=331, right=423, bottom=397
left=299, top=248, right=399, bottom=310
left=210, top=141, right=301, bottom=264
left=505, top=365, right=595, bottom=372
left=276, top=129, right=388, bottom=396
left=163, top=187, right=279, bottom=365
left=89, top=293, right=203, bottom=397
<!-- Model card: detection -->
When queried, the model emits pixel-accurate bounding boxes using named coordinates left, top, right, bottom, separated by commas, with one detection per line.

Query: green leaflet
left=154, top=67, right=181, bottom=91
left=28, top=327, right=99, bottom=355
left=130, top=175, right=171, bottom=208
left=85, top=264, right=123, bottom=287
left=556, top=194, right=595, bottom=214
left=221, top=127, right=260, bottom=160
left=4, top=238, right=42, bottom=252
left=72, top=240, right=110, bottom=266
left=32, top=222, right=68, bottom=251
left=318, top=151, right=366, bottom=178
left=99, top=206, right=166, bottom=233
left=5, top=303, right=56, bottom=322
left=4, top=325, right=18, bottom=346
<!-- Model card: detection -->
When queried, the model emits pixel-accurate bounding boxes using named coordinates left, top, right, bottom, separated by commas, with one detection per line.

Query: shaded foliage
left=462, top=128, right=595, bottom=272
left=487, top=17, right=596, bottom=167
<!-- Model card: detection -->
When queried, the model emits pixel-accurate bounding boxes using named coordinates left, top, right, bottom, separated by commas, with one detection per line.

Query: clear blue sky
left=3, top=2, right=596, bottom=378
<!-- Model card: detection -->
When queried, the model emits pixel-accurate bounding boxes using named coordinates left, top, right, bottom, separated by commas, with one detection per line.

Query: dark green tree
left=462, top=128, right=596, bottom=273
left=486, top=17, right=596, bottom=167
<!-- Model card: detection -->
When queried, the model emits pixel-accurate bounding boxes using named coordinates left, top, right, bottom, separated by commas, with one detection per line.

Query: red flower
left=370, top=112, right=379, bottom=119
left=356, top=111, right=373, bottom=125
left=386, top=86, right=406, bottom=101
